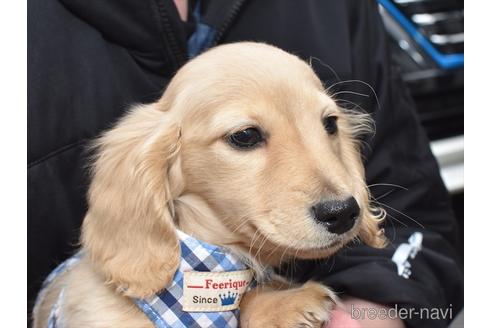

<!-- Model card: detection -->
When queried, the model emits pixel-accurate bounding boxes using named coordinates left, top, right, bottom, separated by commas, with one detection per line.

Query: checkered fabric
left=36, top=231, right=251, bottom=328
left=35, top=252, right=83, bottom=328
left=134, top=230, right=250, bottom=328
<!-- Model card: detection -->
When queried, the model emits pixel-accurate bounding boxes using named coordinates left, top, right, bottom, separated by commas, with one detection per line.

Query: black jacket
left=28, top=1, right=463, bottom=327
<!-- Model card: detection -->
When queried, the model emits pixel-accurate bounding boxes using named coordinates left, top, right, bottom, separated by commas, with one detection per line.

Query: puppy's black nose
left=311, top=197, right=360, bottom=234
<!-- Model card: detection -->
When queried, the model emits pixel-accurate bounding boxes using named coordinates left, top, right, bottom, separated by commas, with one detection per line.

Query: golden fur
left=33, top=42, right=386, bottom=328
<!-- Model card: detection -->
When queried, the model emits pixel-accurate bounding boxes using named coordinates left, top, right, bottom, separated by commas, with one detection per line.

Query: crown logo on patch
left=219, top=291, right=238, bottom=306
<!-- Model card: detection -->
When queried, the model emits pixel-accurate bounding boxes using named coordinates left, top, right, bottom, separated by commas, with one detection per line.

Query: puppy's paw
left=241, top=281, right=337, bottom=328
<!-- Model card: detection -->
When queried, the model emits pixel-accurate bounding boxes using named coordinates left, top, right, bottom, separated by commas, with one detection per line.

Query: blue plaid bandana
left=34, top=252, right=83, bottom=328
left=134, top=230, right=253, bottom=328
left=36, top=231, right=254, bottom=328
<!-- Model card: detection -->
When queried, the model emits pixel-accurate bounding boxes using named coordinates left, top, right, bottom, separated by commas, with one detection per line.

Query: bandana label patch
left=183, top=270, right=253, bottom=312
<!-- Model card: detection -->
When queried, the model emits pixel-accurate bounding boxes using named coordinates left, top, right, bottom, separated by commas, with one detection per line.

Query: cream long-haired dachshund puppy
left=33, top=42, right=386, bottom=328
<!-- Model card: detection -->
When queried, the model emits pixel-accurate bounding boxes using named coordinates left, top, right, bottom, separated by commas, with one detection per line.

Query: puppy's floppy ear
left=82, top=103, right=183, bottom=298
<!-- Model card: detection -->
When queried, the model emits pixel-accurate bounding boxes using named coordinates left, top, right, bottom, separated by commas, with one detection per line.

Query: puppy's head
left=82, top=42, right=386, bottom=298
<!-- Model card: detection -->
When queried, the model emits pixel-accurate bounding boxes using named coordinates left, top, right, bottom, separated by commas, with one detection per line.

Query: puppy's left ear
left=82, top=104, right=183, bottom=298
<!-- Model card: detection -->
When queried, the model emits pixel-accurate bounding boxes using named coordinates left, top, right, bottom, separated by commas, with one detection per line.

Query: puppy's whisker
left=277, top=233, right=305, bottom=268
left=228, top=210, right=268, bottom=234
left=331, top=90, right=370, bottom=99
left=253, top=234, right=270, bottom=264
left=266, top=240, right=283, bottom=259
left=367, top=183, right=408, bottom=191
left=249, top=228, right=274, bottom=268
left=278, top=243, right=290, bottom=267
left=308, top=55, right=341, bottom=81
left=374, top=200, right=425, bottom=229
left=375, top=189, right=397, bottom=201
left=383, top=211, right=408, bottom=228
left=230, top=216, right=254, bottom=234
left=326, top=79, right=382, bottom=112
left=326, top=254, right=336, bottom=274
left=289, top=245, right=303, bottom=288
left=386, top=209, right=397, bottom=241
left=335, top=98, right=366, bottom=112
left=248, top=229, right=262, bottom=258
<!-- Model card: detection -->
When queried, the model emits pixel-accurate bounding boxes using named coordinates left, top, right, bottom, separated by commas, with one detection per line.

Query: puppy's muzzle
left=311, top=197, right=360, bottom=234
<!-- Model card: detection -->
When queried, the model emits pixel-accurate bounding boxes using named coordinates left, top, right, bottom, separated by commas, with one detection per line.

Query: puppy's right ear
left=82, top=104, right=183, bottom=298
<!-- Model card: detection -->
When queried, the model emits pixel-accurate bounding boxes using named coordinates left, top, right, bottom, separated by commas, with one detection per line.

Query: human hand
left=324, top=297, right=405, bottom=328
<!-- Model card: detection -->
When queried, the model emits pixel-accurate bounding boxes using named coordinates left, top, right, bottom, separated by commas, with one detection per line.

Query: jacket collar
left=60, top=0, right=248, bottom=75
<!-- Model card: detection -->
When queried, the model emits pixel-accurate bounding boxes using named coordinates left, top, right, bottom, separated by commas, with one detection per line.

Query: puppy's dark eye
left=322, top=116, right=338, bottom=135
left=228, top=128, right=264, bottom=149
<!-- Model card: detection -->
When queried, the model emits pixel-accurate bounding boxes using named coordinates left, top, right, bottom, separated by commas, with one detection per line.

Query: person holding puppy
left=28, top=0, right=463, bottom=327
